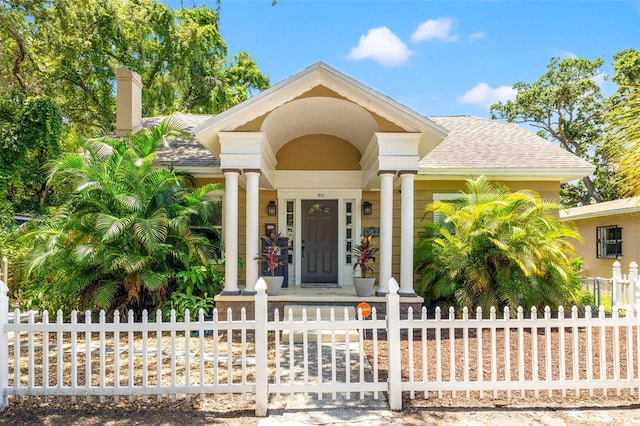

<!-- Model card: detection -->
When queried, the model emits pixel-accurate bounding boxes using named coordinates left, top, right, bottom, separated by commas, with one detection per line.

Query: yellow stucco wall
left=193, top=177, right=564, bottom=286
left=568, top=213, right=640, bottom=279
left=276, top=134, right=361, bottom=170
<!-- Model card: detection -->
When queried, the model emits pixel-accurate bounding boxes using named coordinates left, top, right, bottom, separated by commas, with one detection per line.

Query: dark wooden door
left=301, top=200, right=338, bottom=283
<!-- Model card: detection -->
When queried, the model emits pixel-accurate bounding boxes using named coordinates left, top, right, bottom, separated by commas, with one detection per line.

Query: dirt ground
left=2, top=396, right=640, bottom=425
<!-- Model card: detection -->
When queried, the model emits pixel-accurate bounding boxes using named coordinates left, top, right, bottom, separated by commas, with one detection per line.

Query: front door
left=301, top=200, right=338, bottom=283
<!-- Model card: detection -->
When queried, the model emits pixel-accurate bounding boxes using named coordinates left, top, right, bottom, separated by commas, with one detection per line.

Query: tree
left=604, top=88, right=640, bottom=196
left=0, top=0, right=269, bottom=135
left=603, top=49, right=640, bottom=195
left=0, top=96, right=64, bottom=218
left=23, top=121, right=222, bottom=316
left=414, top=177, right=584, bottom=315
left=490, top=57, right=620, bottom=206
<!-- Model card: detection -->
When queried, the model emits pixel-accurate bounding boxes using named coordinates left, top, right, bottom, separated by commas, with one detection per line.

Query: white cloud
left=347, top=27, right=413, bottom=67
left=411, top=18, right=458, bottom=42
left=458, top=83, right=517, bottom=109
left=469, top=31, right=486, bottom=40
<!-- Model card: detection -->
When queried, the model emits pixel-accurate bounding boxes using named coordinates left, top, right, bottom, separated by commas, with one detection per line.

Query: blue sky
left=165, top=0, right=640, bottom=118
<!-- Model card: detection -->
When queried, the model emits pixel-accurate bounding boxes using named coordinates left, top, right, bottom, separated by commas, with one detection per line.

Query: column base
left=220, top=290, right=241, bottom=296
left=242, top=289, right=257, bottom=296
left=375, top=289, right=389, bottom=297
left=398, top=290, right=418, bottom=297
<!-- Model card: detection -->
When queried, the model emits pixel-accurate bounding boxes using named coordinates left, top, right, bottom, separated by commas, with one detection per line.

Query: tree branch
left=0, top=14, right=28, bottom=91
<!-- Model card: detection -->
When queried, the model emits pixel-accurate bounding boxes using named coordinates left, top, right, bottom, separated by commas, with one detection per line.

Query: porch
left=214, top=285, right=424, bottom=321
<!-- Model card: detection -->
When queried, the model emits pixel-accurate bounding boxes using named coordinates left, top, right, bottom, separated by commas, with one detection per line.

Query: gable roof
left=192, top=61, right=448, bottom=158
left=560, top=196, right=640, bottom=220
left=420, top=116, right=595, bottom=182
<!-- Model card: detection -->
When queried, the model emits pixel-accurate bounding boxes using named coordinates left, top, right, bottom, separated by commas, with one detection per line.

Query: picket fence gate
left=2, top=273, right=640, bottom=416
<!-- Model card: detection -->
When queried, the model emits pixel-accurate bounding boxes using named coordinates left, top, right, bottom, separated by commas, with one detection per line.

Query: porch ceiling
left=261, top=97, right=378, bottom=154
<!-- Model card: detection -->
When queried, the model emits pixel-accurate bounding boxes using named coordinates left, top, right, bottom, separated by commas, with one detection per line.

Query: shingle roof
left=560, top=196, right=640, bottom=220
left=422, top=116, right=594, bottom=171
left=142, top=114, right=218, bottom=168
left=142, top=113, right=594, bottom=179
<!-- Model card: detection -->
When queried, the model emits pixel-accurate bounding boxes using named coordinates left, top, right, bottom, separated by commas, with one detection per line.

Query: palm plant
left=25, top=121, right=222, bottom=317
left=415, top=176, right=584, bottom=315
left=604, top=87, right=640, bottom=196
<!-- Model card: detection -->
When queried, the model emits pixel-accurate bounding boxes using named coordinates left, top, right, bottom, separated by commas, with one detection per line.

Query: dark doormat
left=300, top=283, right=341, bottom=289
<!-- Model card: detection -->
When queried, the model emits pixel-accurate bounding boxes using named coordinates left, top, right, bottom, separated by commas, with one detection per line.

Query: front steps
left=280, top=305, right=359, bottom=343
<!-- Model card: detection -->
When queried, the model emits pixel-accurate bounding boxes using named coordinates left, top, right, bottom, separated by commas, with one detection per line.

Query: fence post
left=0, top=279, right=9, bottom=411
left=612, top=261, right=622, bottom=307
left=630, top=262, right=638, bottom=316
left=254, top=278, right=268, bottom=416
left=2, top=257, right=7, bottom=286
left=386, top=277, right=402, bottom=410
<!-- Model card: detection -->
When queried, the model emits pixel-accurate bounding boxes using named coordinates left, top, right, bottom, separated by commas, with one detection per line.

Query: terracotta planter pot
left=262, top=276, right=284, bottom=296
left=353, top=277, right=375, bottom=297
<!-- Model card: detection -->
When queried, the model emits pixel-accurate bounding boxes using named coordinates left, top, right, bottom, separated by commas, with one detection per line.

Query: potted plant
left=256, top=233, right=286, bottom=295
left=352, top=234, right=379, bottom=296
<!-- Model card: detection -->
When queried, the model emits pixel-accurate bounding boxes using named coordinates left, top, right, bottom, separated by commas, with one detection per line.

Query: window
left=432, top=193, right=464, bottom=227
left=596, top=225, right=623, bottom=259
left=345, top=200, right=353, bottom=264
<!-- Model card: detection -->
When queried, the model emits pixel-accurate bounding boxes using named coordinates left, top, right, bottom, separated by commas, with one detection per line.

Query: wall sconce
left=267, top=200, right=277, bottom=216
left=362, top=201, right=373, bottom=216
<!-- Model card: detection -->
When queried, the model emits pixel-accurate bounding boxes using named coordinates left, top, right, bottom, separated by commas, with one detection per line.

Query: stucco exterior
left=561, top=197, right=640, bottom=279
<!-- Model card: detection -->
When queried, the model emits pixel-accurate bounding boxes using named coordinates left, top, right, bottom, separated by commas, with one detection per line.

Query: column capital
left=398, top=170, right=417, bottom=176
left=221, top=168, right=242, bottom=175
left=243, top=168, right=262, bottom=175
left=378, top=170, right=397, bottom=176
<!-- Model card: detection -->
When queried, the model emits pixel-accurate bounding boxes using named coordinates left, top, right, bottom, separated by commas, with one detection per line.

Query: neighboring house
left=116, top=62, right=594, bottom=298
left=560, top=197, right=640, bottom=278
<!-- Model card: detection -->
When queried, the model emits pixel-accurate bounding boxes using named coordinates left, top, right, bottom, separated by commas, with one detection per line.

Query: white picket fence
left=612, top=261, right=640, bottom=310
left=2, top=275, right=640, bottom=416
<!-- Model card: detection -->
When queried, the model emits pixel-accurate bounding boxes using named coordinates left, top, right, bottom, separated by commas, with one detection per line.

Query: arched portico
left=194, top=62, right=448, bottom=297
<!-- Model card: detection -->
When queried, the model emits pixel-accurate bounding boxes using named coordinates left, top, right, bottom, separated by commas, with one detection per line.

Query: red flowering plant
left=352, top=234, right=378, bottom=278
left=257, top=233, right=285, bottom=276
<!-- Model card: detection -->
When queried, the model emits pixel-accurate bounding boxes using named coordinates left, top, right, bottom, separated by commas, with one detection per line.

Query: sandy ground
left=2, top=397, right=640, bottom=425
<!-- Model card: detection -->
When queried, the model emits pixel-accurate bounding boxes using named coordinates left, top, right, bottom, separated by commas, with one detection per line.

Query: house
left=116, top=63, right=594, bottom=306
left=560, top=196, right=640, bottom=278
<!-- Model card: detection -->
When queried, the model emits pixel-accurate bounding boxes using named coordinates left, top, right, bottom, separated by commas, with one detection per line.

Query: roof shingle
left=423, top=116, right=594, bottom=170
left=143, top=114, right=217, bottom=168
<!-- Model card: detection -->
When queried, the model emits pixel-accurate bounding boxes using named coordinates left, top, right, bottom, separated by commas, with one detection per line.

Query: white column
left=243, top=170, right=261, bottom=295
left=399, top=172, right=417, bottom=296
left=221, top=170, right=240, bottom=295
left=376, top=171, right=395, bottom=296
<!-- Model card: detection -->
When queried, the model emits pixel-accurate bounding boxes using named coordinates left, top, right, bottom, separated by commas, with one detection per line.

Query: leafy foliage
left=0, top=96, right=65, bottom=217
left=605, top=88, right=640, bottom=196
left=604, top=49, right=640, bottom=196
left=0, top=0, right=269, bottom=135
left=22, top=122, right=223, bottom=317
left=256, top=233, right=285, bottom=276
left=352, top=234, right=378, bottom=278
left=414, top=177, right=584, bottom=315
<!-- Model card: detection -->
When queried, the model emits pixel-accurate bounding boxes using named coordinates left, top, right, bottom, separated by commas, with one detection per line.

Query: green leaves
left=1, top=1, right=269, bottom=135
left=605, top=87, right=640, bottom=196
left=24, top=121, right=223, bottom=316
left=415, top=177, right=583, bottom=316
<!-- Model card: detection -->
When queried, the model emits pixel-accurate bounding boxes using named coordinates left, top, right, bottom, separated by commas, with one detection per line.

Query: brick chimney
left=115, top=68, right=142, bottom=136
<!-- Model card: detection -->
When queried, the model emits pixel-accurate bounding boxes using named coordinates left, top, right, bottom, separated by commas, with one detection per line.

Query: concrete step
left=281, top=305, right=359, bottom=343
